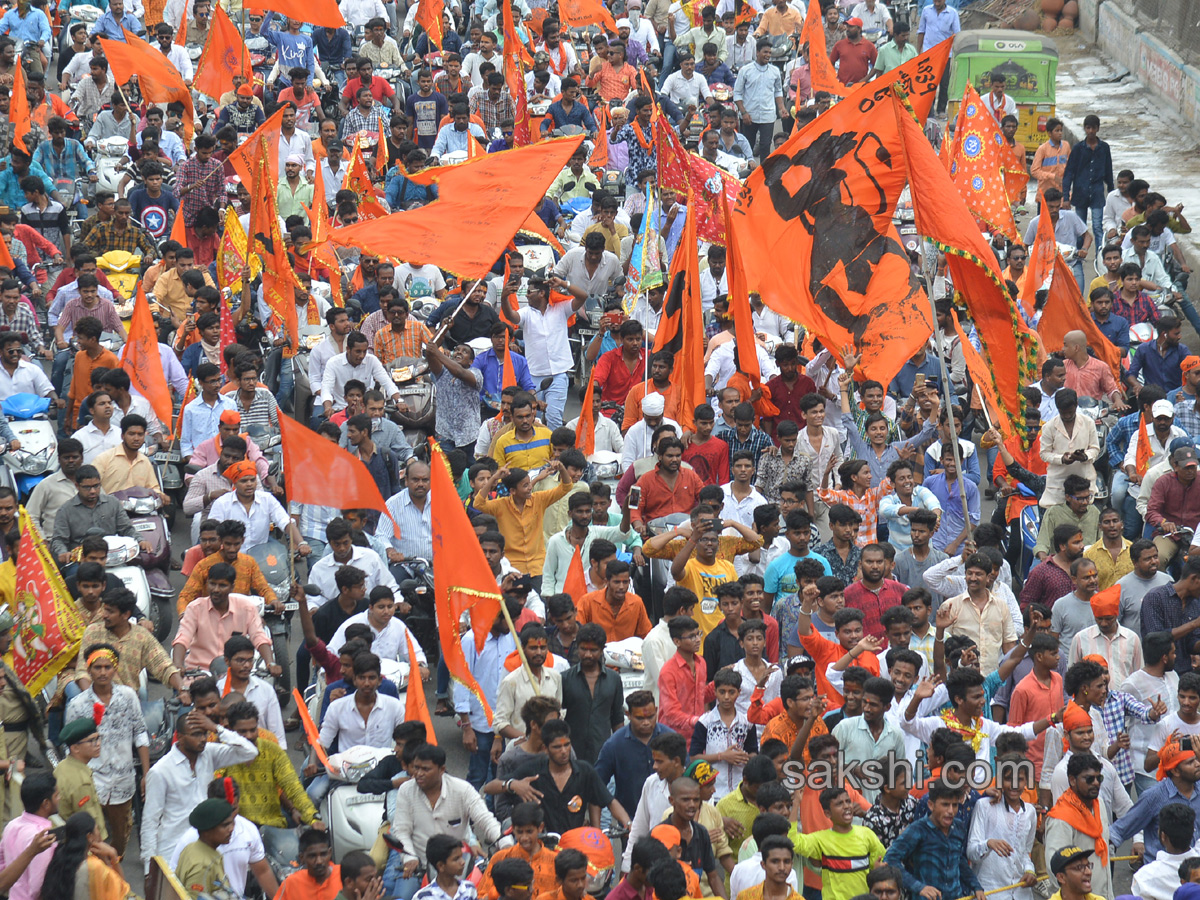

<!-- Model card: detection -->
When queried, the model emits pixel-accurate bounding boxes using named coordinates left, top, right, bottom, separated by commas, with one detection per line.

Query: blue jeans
left=466, top=729, right=495, bottom=791
left=1074, top=203, right=1104, bottom=255
left=1111, top=470, right=1129, bottom=518
left=382, top=849, right=422, bottom=900
left=51, top=348, right=71, bottom=396
left=261, top=826, right=299, bottom=867
left=306, top=773, right=331, bottom=807
left=1134, top=772, right=1157, bottom=797
left=1172, top=294, right=1200, bottom=337
left=1071, top=256, right=1086, bottom=295
left=537, top=372, right=568, bottom=429
left=658, top=40, right=678, bottom=88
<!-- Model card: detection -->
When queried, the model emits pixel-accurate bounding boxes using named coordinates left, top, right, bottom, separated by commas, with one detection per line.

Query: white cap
left=643, top=392, right=666, bottom=416
left=1153, top=399, right=1176, bottom=418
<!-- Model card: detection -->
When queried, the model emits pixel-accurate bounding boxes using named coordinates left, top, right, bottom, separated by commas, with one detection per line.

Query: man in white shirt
left=318, top=141, right=348, bottom=204
left=393, top=262, right=447, bottom=300
left=209, top=462, right=308, bottom=552
left=277, top=103, right=315, bottom=178
left=307, top=516, right=397, bottom=605
left=620, top=392, right=681, bottom=469
left=140, top=710, right=258, bottom=873
left=661, top=52, right=711, bottom=111
left=0, top=332, right=57, bottom=401
left=341, top=0, right=388, bottom=27
left=320, top=332, right=401, bottom=416
left=308, top=308, right=353, bottom=423
left=461, top=31, right=502, bottom=88
left=981, top=72, right=1016, bottom=124
left=153, top=22, right=194, bottom=81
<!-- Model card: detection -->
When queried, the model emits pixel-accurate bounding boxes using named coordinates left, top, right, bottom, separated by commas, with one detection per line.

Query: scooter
left=247, top=537, right=297, bottom=702
left=96, top=250, right=142, bottom=300
left=396, top=559, right=437, bottom=664
left=603, top=636, right=645, bottom=696
left=111, top=487, right=173, bottom=641
left=91, top=136, right=132, bottom=198
left=1, top=393, right=59, bottom=500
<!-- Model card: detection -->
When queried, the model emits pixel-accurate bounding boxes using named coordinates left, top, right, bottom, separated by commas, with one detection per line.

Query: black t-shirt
left=312, top=597, right=368, bottom=644
left=513, top=756, right=613, bottom=835
left=677, top=818, right=718, bottom=878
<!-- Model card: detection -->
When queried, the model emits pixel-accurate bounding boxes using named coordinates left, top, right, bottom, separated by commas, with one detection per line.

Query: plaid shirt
left=82, top=220, right=156, bottom=257
left=0, top=303, right=41, bottom=352
left=343, top=105, right=389, bottom=140
left=290, top=500, right=340, bottom=544
left=1175, top=397, right=1200, bottom=437
left=726, top=425, right=774, bottom=468
left=176, top=156, right=225, bottom=227
left=1112, top=291, right=1160, bottom=326
left=883, top=815, right=981, bottom=899
left=469, top=91, right=514, bottom=136
left=31, top=137, right=93, bottom=184
left=374, top=319, right=433, bottom=366
left=815, top=479, right=894, bottom=547
left=1097, top=689, right=1155, bottom=784
left=1107, top=410, right=1139, bottom=468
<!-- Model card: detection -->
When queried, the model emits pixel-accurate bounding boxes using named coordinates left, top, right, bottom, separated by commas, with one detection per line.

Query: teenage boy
left=883, top=779, right=984, bottom=900
left=704, top=583, right=748, bottom=673
left=764, top=509, right=832, bottom=606
left=690, top=668, right=758, bottom=800
left=791, top=790, right=885, bottom=900
left=414, top=834, right=476, bottom=900
left=660, top=616, right=712, bottom=737
left=797, top=595, right=878, bottom=709
left=892, top=511, right=948, bottom=607
left=966, top=753, right=1037, bottom=899
left=1008, top=633, right=1065, bottom=780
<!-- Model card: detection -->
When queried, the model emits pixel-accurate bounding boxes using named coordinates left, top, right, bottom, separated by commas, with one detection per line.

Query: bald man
left=1061, top=330, right=1124, bottom=406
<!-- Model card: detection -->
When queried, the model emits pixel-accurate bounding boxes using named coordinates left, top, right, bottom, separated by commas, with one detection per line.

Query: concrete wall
left=1087, top=0, right=1198, bottom=128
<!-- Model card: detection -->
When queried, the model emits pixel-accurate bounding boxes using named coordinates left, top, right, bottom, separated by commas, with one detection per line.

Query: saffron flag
left=329, top=136, right=585, bottom=280
left=1001, top=140, right=1030, bottom=206
left=278, top=414, right=398, bottom=530
left=0, top=234, right=16, bottom=272
left=947, top=83, right=1018, bottom=242
left=227, top=105, right=287, bottom=186
left=575, top=364, right=597, bottom=454
left=799, top=0, right=848, bottom=98
left=256, top=0, right=345, bottom=28
left=175, top=0, right=187, bottom=45
left=652, top=199, right=705, bottom=432
left=415, top=0, right=445, bottom=49
left=429, top=441, right=502, bottom=724
left=216, top=205, right=259, bottom=293
left=194, top=5, right=252, bottom=103
left=169, top=203, right=187, bottom=248
left=1037, top=250, right=1123, bottom=382
left=950, top=309, right=1007, bottom=437
left=589, top=103, right=609, bottom=169
left=725, top=193, right=778, bottom=419
left=501, top=0, right=534, bottom=145
left=562, top=544, right=587, bottom=603
left=99, top=31, right=194, bottom=143
left=556, top=0, right=618, bottom=31
left=894, top=90, right=1038, bottom=440
left=376, top=116, right=390, bottom=173
left=1021, top=188, right=1057, bottom=317
left=5, top=510, right=87, bottom=695
left=859, top=38, right=952, bottom=125
left=345, top=142, right=388, bottom=220
left=249, top=137, right=300, bottom=358
left=732, top=82, right=933, bottom=387
left=292, top=688, right=334, bottom=771
left=171, top=376, right=196, bottom=440
left=9, top=63, right=29, bottom=156
left=121, top=284, right=174, bottom=428
left=404, top=629, right=437, bottom=744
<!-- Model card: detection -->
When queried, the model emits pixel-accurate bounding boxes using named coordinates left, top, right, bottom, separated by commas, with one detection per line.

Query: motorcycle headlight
left=122, top=497, right=160, bottom=515
left=592, top=462, right=621, bottom=480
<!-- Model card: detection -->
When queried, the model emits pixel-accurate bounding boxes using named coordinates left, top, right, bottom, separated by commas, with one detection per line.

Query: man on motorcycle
left=210, top=459, right=309, bottom=554
left=50, top=464, right=144, bottom=563
left=0, top=0, right=50, bottom=73
left=174, top=515, right=276, bottom=613
left=153, top=23, right=194, bottom=83
left=80, top=197, right=157, bottom=260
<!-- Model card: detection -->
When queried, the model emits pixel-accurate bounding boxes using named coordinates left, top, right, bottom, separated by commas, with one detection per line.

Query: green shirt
left=874, top=41, right=918, bottom=75
left=1033, top=503, right=1101, bottom=558
left=716, top=784, right=759, bottom=856
left=53, top=755, right=106, bottom=840
left=176, top=840, right=230, bottom=900
left=790, top=825, right=886, bottom=900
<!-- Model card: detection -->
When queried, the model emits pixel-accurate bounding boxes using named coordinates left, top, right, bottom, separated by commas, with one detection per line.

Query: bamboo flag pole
left=949, top=857, right=1140, bottom=900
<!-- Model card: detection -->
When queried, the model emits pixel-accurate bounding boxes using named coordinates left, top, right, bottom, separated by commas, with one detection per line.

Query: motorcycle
left=390, top=357, right=435, bottom=448
left=1, top=393, right=59, bottom=499
left=293, top=322, right=329, bottom=425
left=111, top=486, right=173, bottom=641
left=395, top=558, right=437, bottom=664
left=603, top=636, right=645, bottom=695
left=96, top=250, right=142, bottom=300
left=246, top=537, right=297, bottom=702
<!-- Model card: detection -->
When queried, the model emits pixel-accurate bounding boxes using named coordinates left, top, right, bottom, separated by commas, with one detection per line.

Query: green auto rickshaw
left=946, top=30, right=1058, bottom=156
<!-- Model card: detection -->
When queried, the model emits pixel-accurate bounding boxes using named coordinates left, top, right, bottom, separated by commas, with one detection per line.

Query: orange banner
left=652, top=200, right=705, bottom=432
left=99, top=31, right=194, bottom=143
left=404, top=630, right=437, bottom=745
left=121, top=284, right=174, bottom=428
left=947, top=83, right=1018, bottom=242
left=194, top=5, right=253, bottom=102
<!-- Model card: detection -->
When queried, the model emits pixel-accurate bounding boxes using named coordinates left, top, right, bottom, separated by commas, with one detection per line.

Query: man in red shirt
left=830, top=18, right=878, bottom=86
left=591, top=319, right=646, bottom=415
left=764, top=344, right=817, bottom=437
left=842, top=544, right=907, bottom=639
left=340, top=58, right=396, bottom=114
left=682, top=404, right=730, bottom=486
left=630, top=437, right=705, bottom=536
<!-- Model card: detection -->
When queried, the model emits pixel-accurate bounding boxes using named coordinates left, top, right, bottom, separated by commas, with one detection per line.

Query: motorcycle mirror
left=539, top=376, right=555, bottom=392
left=303, top=584, right=322, bottom=596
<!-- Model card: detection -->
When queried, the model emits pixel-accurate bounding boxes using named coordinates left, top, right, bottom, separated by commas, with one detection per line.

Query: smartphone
left=628, top=486, right=641, bottom=509
left=914, top=373, right=926, bottom=392
left=1184, top=736, right=1194, bottom=753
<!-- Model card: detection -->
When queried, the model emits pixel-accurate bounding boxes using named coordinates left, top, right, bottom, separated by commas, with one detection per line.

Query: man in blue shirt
left=1129, top=314, right=1190, bottom=394
left=915, top=0, right=959, bottom=113
left=1090, top=286, right=1130, bottom=358
left=540, top=77, right=597, bottom=136
left=594, top=690, right=674, bottom=821
left=263, top=11, right=315, bottom=87
left=88, top=0, right=143, bottom=41
left=312, top=25, right=352, bottom=88
left=431, top=104, right=485, bottom=160
left=0, top=148, right=55, bottom=211
left=475, top=323, right=535, bottom=410
left=1063, top=114, right=1115, bottom=255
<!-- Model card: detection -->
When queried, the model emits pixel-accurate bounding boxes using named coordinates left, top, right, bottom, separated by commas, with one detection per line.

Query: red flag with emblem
left=194, top=5, right=252, bottom=102
left=947, top=83, right=1018, bottom=242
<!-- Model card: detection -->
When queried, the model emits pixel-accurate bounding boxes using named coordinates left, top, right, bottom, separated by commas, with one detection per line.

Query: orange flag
left=9, top=63, right=29, bottom=156
left=725, top=193, right=778, bottom=419
left=415, top=0, right=445, bottom=50
left=563, top=544, right=587, bottom=603
left=169, top=203, right=187, bottom=248
left=256, top=0, right=345, bottom=27
left=894, top=90, right=1038, bottom=440
left=517, top=212, right=565, bottom=254
left=175, top=0, right=188, bottom=45
left=589, top=104, right=609, bottom=169
left=248, top=136, right=300, bottom=358
left=1022, top=188, right=1057, bottom=317
left=732, top=82, right=932, bottom=387
left=799, top=0, right=848, bottom=98
left=292, top=689, right=333, bottom=771
left=0, top=233, right=16, bottom=271
left=1037, top=250, right=1123, bottom=382
left=502, top=0, right=534, bottom=145
left=345, top=142, right=388, bottom=219
left=651, top=198, right=704, bottom=432
left=556, top=0, right=618, bottom=31
left=100, top=31, right=195, bottom=144
left=194, top=5, right=252, bottom=102
left=279, top=414, right=398, bottom=530
left=121, top=284, right=174, bottom=429
left=228, top=105, right=287, bottom=186
left=375, top=116, right=390, bottom=174
left=947, top=83, right=1018, bottom=242
left=404, top=630, right=437, bottom=744
left=429, top=441, right=502, bottom=724
left=950, top=309, right=1008, bottom=438
left=1134, top=415, right=1153, bottom=476
left=329, top=136, right=585, bottom=280
left=575, top=365, right=597, bottom=454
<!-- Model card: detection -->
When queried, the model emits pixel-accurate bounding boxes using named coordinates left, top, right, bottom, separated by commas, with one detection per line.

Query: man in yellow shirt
left=493, top=393, right=553, bottom=469
left=92, top=415, right=167, bottom=502
left=151, top=248, right=216, bottom=328
left=472, top=460, right=576, bottom=580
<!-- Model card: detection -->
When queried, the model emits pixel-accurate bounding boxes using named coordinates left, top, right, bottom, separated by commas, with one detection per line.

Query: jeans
left=264, top=347, right=295, bottom=414
left=1074, top=203, right=1104, bottom=255
left=1111, top=470, right=1129, bottom=518
left=741, top=121, right=774, bottom=161
left=382, top=849, right=422, bottom=900
left=658, top=39, right=678, bottom=88
left=1119, top=491, right=1142, bottom=541
left=466, top=729, right=496, bottom=791
left=1134, top=772, right=1157, bottom=797
left=1071, top=256, right=1086, bottom=295
left=1171, top=295, right=1200, bottom=337
left=436, top=655, right=449, bottom=699
left=50, top=348, right=71, bottom=396
left=306, top=773, right=332, bottom=807
left=537, top=372, right=568, bottom=429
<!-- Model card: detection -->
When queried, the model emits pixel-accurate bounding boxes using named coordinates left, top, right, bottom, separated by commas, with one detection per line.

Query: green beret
left=189, top=798, right=235, bottom=832
left=59, top=718, right=98, bottom=746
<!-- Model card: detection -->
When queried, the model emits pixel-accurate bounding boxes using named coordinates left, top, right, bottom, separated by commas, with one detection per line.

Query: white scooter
left=604, top=636, right=645, bottom=695
left=92, top=136, right=132, bottom=198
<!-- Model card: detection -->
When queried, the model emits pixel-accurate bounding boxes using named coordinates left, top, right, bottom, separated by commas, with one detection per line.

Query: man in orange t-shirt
left=576, top=560, right=652, bottom=641
left=273, top=831, right=341, bottom=900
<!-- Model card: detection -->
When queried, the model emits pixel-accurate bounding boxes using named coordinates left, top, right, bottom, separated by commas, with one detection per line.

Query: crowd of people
left=0, top=1, right=1189, bottom=900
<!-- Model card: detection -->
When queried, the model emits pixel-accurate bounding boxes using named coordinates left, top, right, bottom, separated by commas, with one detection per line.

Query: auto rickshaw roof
left=951, top=29, right=1059, bottom=58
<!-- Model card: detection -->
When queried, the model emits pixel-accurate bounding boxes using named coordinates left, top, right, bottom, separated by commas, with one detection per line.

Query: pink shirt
left=188, top=433, right=270, bottom=482
left=172, top=592, right=271, bottom=670
left=0, top=812, right=53, bottom=900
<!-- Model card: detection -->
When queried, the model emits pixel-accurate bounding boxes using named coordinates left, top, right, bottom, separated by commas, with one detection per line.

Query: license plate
left=283, top=602, right=299, bottom=612
left=134, top=522, right=155, bottom=532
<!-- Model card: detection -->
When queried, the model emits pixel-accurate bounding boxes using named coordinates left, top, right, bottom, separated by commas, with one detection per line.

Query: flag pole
left=496, top=577, right=539, bottom=692
left=430, top=277, right=486, bottom=345
left=926, top=295, right=973, bottom=544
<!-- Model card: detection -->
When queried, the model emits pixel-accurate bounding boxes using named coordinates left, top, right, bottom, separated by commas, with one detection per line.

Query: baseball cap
left=787, top=654, right=814, bottom=674
left=1050, top=846, right=1092, bottom=876
left=1174, top=446, right=1200, bottom=467
left=1152, top=399, right=1175, bottom=418
left=846, top=16, right=864, bottom=25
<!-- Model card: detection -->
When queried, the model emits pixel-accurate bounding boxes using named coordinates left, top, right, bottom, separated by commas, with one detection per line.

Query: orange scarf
left=1047, top=790, right=1108, bottom=865
left=1136, top=414, right=1153, bottom=476
left=631, top=119, right=653, bottom=150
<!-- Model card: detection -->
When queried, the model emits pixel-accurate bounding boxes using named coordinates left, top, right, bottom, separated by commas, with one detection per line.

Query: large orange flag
left=556, top=0, right=617, bottom=31
left=575, top=365, right=597, bottom=454
left=248, top=136, right=300, bottom=358
left=194, top=5, right=252, bottom=102
left=948, top=83, right=1018, bottom=242
left=9, top=63, right=29, bottom=155
left=563, top=544, right=587, bottom=603
left=725, top=193, right=778, bottom=419
left=228, top=105, right=287, bottom=186
left=501, top=0, right=534, bottom=145
left=651, top=199, right=704, bottom=432
left=1021, top=188, right=1057, bottom=317
left=799, top=0, right=847, bottom=98
left=894, top=90, right=1038, bottom=439
left=279, top=414, right=398, bottom=529
left=1038, top=250, right=1122, bottom=382
left=330, top=136, right=584, bottom=280
left=404, top=629, right=437, bottom=744
left=415, top=0, right=445, bottom=49
left=256, top=0, right=345, bottom=27
left=99, top=31, right=194, bottom=143
left=950, top=309, right=1008, bottom=438
left=429, top=441, right=502, bottom=724
left=732, top=82, right=933, bottom=387
left=121, top=284, right=173, bottom=428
